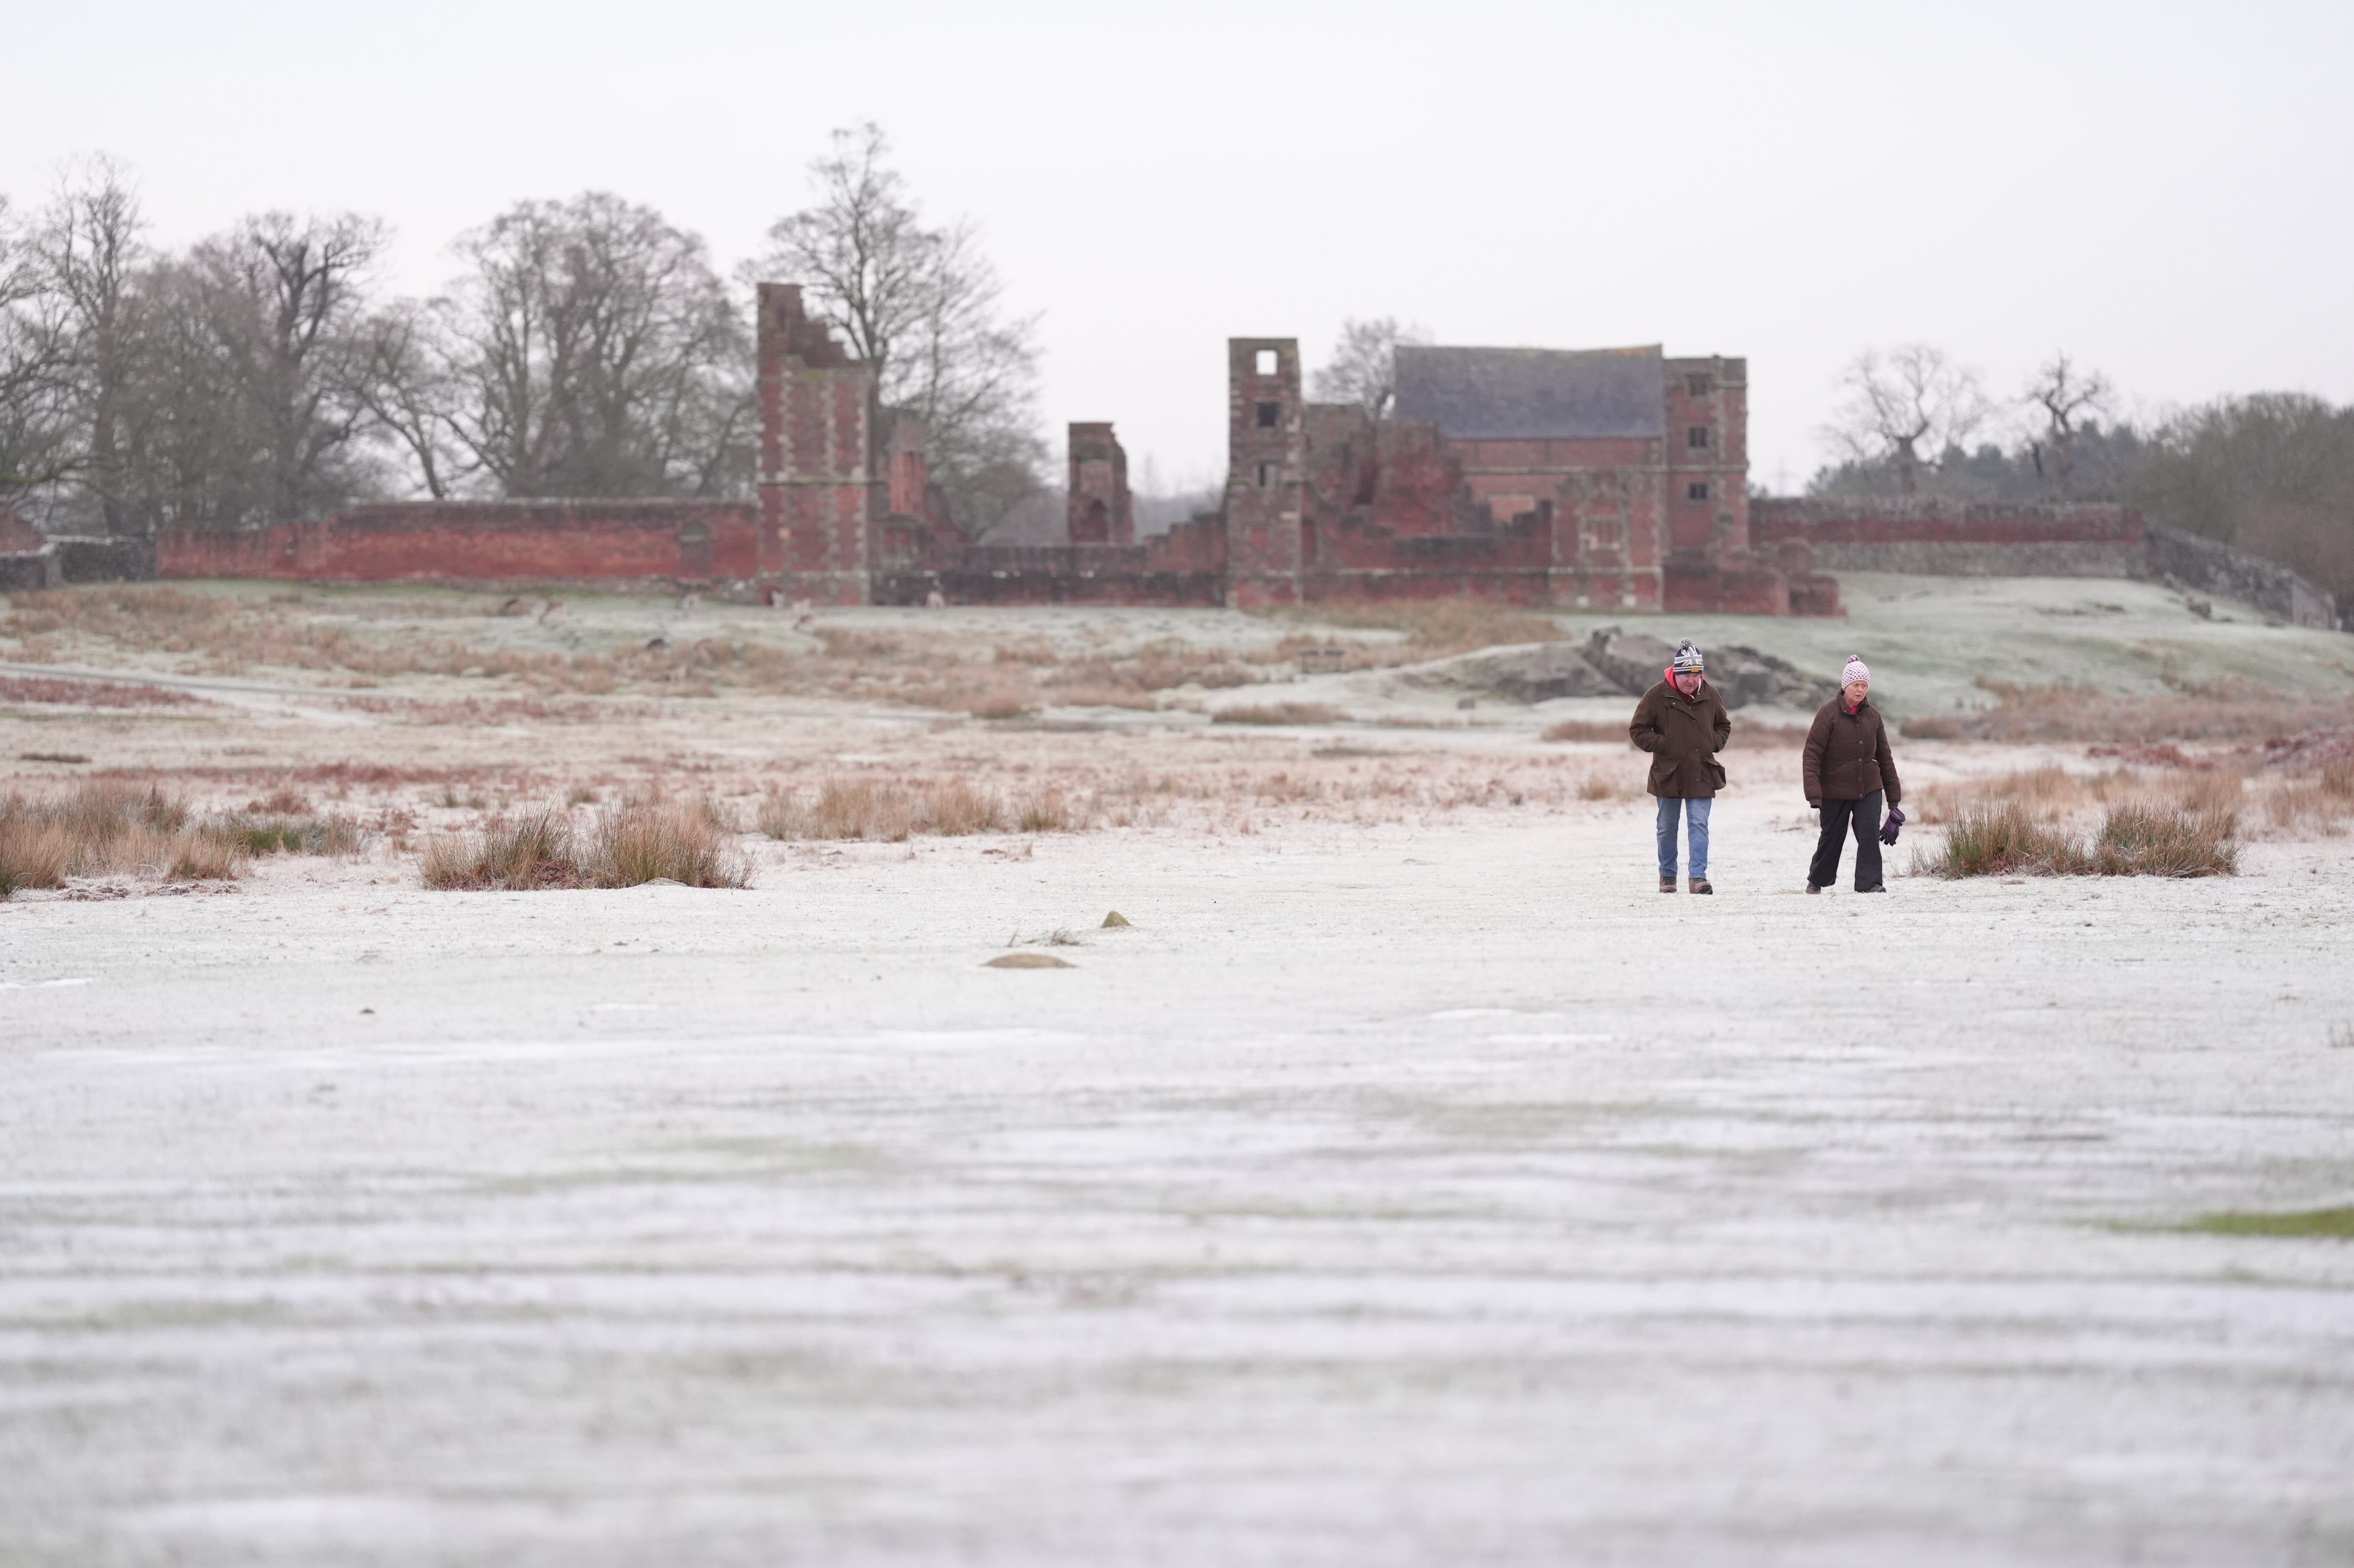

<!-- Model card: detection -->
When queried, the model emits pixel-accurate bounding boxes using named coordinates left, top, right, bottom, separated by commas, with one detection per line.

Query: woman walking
left=1630, top=639, right=1730, bottom=893
left=1802, top=654, right=1902, bottom=893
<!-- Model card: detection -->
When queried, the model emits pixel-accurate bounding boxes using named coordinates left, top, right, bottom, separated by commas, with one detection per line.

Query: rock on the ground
left=1441, top=642, right=1621, bottom=703
left=1580, top=627, right=1681, bottom=698
left=1582, top=626, right=1839, bottom=711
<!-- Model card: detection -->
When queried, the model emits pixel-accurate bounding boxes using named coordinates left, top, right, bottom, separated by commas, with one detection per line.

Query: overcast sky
left=5, top=0, right=2348, bottom=495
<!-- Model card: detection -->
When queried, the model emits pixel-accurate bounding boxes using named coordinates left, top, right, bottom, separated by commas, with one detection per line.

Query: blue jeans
left=1655, top=795, right=1711, bottom=880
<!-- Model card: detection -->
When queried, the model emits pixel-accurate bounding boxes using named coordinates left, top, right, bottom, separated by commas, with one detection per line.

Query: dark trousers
left=1809, top=790, right=1884, bottom=890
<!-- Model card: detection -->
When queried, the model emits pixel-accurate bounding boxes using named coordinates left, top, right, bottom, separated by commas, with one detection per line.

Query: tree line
left=0, top=126, right=1044, bottom=540
left=1814, top=345, right=2354, bottom=605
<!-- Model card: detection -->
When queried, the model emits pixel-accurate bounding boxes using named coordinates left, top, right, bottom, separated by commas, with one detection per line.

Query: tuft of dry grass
left=962, top=685, right=1037, bottom=720
left=1902, top=680, right=2354, bottom=746
left=1213, top=701, right=1341, bottom=726
left=225, top=814, right=363, bottom=856
left=763, top=778, right=919, bottom=842
left=1014, top=788, right=1075, bottom=832
left=422, top=802, right=750, bottom=890
left=1925, top=802, right=2094, bottom=877
left=421, top=806, right=582, bottom=890
left=0, top=781, right=246, bottom=894
left=1924, top=798, right=2238, bottom=878
left=1541, top=719, right=1629, bottom=745
left=589, top=802, right=753, bottom=887
left=758, top=777, right=1090, bottom=841
left=2092, top=801, right=2240, bottom=877
left=2266, top=761, right=2354, bottom=836
left=1259, top=599, right=1563, bottom=656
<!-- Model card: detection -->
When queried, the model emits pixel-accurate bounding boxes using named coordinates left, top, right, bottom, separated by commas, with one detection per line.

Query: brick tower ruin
left=1066, top=423, right=1132, bottom=545
left=756, top=283, right=879, bottom=605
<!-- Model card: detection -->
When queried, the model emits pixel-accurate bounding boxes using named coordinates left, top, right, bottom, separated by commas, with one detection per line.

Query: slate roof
left=1392, top=345, right=1664, bottom=440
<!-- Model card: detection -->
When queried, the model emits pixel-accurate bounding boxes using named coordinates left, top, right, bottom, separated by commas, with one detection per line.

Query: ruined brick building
left=117, top=280, right=2334, bottom=627
left=752, top=284, right=1835, bottom=613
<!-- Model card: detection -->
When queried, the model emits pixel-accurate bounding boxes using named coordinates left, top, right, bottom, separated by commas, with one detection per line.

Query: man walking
left=1630, top=639, right=1730, bottom=894
left=1803, top=654, right=1903, bottom=893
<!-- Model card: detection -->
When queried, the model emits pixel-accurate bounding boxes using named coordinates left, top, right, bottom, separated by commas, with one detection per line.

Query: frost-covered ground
left=5, top=576, right=2352, bottom=1564
left=6, top=792, right=2353, bottom=1567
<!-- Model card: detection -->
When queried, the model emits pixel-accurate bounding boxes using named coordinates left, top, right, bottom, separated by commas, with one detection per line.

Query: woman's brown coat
left=1629, top=679, right=1732, bottom=798
left=1803, top=697, right=1902, bottom=806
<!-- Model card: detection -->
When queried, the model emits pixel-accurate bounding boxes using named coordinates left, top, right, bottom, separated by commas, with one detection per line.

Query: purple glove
left=1879, top=806, right=1906, bottom=846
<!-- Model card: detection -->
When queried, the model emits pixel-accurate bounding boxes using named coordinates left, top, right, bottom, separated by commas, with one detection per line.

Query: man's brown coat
left=1629, top=679, right=1731, bottom=798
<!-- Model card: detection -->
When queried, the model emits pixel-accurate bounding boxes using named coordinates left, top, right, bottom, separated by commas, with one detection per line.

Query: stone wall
left=0, top=547, right=56, bottom=592
left=1755, top=498, right=2340, bottom=629
left=1751, top=498, right=2146, bottom=577
left=58, top=537, right=155, bottom=584
left=2145, top=523, right=2339, bottom=629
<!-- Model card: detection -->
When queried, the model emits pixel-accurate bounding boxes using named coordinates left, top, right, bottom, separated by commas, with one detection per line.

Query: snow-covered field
left=5, top=578, right=2354, bottom=1565
left=6, top=798, right=2353, bottom=1566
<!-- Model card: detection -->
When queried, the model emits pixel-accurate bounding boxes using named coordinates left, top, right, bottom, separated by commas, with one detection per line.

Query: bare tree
left=351, top=298, right=459, bottom=499
left=435, top=192, right=750, bottom=498
left=1312, top=316, right=1431, bottom=418
left=35, top=157, right=150, bottom=533
left=1822, top=344, right=1990, bottom=496
left=0, top=194, right=76, bottom=504
left=753, top=123, right=1045, bottom=534
left=158, top=212, right=392, bottom=524
left=2023, top=351, right=2114, bottom=496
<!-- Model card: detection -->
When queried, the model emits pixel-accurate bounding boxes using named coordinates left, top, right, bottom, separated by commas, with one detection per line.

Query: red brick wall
left=158, top=502, right=753, bottom=590
left=1751, top=497, right=2143, bottom=547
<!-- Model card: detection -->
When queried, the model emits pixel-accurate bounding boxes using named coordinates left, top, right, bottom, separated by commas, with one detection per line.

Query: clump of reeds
left=756, top=777, right=1089, bottom=841
left=224, top=815, right=364, bottom=856
left=421, top=802, right=750, bottom=890
left=2266, top=761, right=2354, bottom=835
left=1927, top=802, right=2093, bottom=877
left=0, top=781, right=247, bottom=895
left=590, top=802, right=753, bottom=887
left=1212, top=701, right=1341, bottom=726
left=1900, top=679, right=2354, bottom=746
left=1541, top=719, right=1628, bottom=745
left=1925, top=798, right=2237, bottom=878
left=1257, top=599, right=1563, bottom=655
left=219, top=784, right=363, bottom=857
left=421, top=807, right=581, bottom=889
left=2091, top=802, right=2240, bottom=876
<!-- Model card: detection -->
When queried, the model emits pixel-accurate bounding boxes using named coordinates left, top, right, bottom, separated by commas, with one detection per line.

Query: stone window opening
left=1254, top=348, right=1278, bottom=376
left=1687, top=426, right=1710, bottom=449
left=1257, top=462, right=1277, bottom=489
left=1255, top=400, right=1280, bottom=429
left=1686, top=373, right=1713, bottom=396
left=1687, top=481, right=1710, bottom=501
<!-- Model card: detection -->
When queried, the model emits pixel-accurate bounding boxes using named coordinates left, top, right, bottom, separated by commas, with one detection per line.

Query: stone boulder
left=1580, top=626, right=1838, bottom=711
left=1579, top=627, right=1679, bottom=698
left=1445, top=642, right=1621, bottom=703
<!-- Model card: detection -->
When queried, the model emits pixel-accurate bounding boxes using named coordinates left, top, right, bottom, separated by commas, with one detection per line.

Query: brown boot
left=1659, top=874, right=1677, bottom=893
left=1688, top=877, right=1713, bottom=895
left=1805, top=883, right=1822, bottom=894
